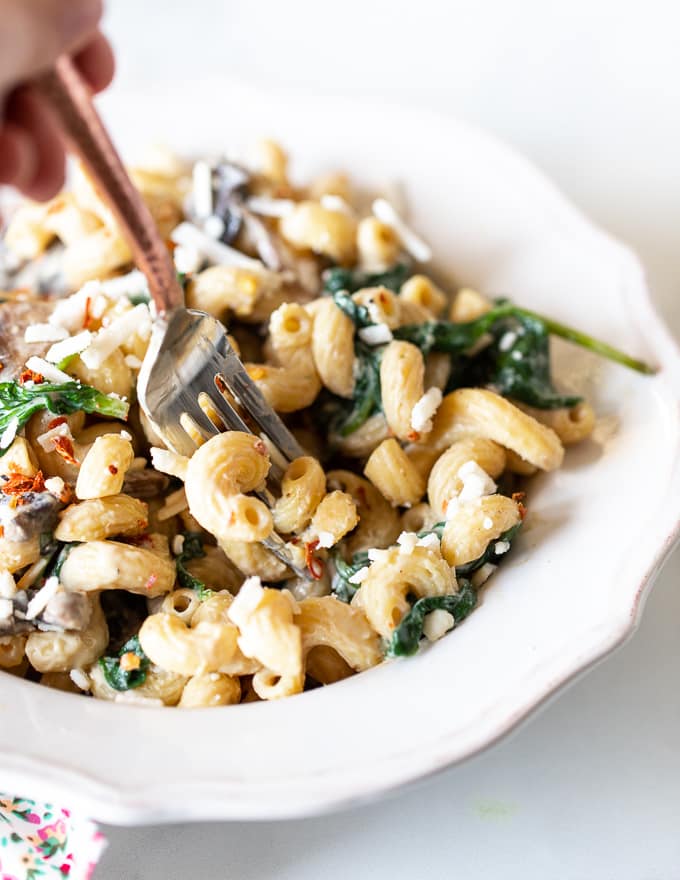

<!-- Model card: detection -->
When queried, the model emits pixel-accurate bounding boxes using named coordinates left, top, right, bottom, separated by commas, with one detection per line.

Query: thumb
left=0, top=0, right=103, bottom=94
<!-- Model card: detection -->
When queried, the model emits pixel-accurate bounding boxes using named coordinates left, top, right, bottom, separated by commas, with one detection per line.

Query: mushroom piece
left=0, top=491, right=62, bottom=542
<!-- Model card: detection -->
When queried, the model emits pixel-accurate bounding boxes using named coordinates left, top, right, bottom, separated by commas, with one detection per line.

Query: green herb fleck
left=331, top=550, right=370, bottom=602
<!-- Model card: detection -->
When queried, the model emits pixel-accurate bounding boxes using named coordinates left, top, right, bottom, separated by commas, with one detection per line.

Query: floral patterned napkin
left=0, top=795, right=106, bottom=879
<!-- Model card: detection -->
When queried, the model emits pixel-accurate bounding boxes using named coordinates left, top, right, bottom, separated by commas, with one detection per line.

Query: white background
left=96, top=2, right=680, bottom=877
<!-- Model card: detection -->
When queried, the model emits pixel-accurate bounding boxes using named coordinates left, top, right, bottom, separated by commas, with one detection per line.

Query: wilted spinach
left=99, top=635, right=150, bottom=691
left=323, top=263, right=411, bottom=295
left=175, top=532, right=213, bottom=601
left=386, top=581, right=478, bottom=657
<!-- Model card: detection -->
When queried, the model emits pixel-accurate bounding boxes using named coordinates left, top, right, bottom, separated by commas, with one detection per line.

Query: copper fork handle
left=36, top=56, right=184, bottom=314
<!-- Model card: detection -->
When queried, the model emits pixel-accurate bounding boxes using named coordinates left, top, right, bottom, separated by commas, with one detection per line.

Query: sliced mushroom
left=0, top=491, right=62, bottom=542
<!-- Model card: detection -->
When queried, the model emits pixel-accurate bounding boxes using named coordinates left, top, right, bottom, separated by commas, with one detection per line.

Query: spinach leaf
left=455, top=522, right=522, bottom=577
left=0, top=380, right=129, bottom=454
left=326, top=342, right=383, bottom=437
left=99, top=635, right=150, bottom=691
left=332, top=291, right=373, bottom=328
left=386, top=581, right=477, bottom=657
left=176, top=531, right=213, bottom=601
left=331, top=550, right=370, bottom=603
left=323, top=262, right=411, bottom=295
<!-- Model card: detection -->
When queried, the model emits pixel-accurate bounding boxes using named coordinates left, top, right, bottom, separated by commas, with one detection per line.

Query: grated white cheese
left=0, top=570, right=17, bottom=599
left=172, top=534, right=185, bottom=556
left=494, top=540, right=511, bottom=555
left=124, top=354, right=142, bottom=369
left=471, top=562, right=497, bottom=588
left=410, top=387, right=443, bottom=434
left=498, top=331, right=517, bottom=352
left=416, top=532, right=441, bottom=550
left=120, top=430, right=132, bottom=442
left=246, top=195, right=296, bottom=217
left=358, top=323, right=393, bottom=346
left=397, top=531, right=418, bottom=555
left=483, top=516, right=494, bottom=530
left=348, top=566, right=370, bottom=585
left=423, top=609, right=455, bottom=642
left=192, top=160, right=213, bottom=219
left=203, top=214, right=225, bottom=240
left=320, top=194, right=354, bottom=216
left=44, top=476, right=65, bottom=497
left=25, top=576, right=60, bottom=620
left=150, top=447, right=189, bottom=481
left=457, top=460, right=497, bottom=503
left=36, top=422, right=72, bottom=452
left=228, top=576, right=264, bottom=628
left=0, top=598, right=12, bottom=621
left=80, top=303, right=151, bottom=370
left=367, top=548, right=387, bottom=562
left=316, top=530, right=335, bottom=549
left=171, top=222, right=264, bottom=272
left=69, top=668, right=90, bottom=691
left=372, top=197, right=432, bottom=263
left=24, top=323, right=69, bottom=344
left=0, top=417, right=18, bottom=450
left=45, top=330, right=93, bottom=364
left=25, top=357, right=73, bottom=385
left=101, top=269, right=149, bottom=300
left=48, top=280, right=102, bottom=333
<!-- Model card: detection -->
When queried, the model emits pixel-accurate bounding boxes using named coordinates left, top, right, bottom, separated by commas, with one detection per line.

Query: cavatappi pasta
left=0, top=140, right=653, bottom=705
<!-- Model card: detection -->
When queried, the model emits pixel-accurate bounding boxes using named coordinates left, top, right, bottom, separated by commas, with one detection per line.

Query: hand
left=0, top=0, right=114, bottom=201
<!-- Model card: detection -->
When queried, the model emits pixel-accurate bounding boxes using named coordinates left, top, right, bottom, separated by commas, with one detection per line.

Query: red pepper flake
left=406, top=430, right=421, bottom=443
left=60, top=485, right=74, bottom=504
left=19, top=368, right=44, bottom=385
left=144, top=572, right=158, bottom=591
left=214, top=375, right=228, bottom=394
left=511, top=491, right=527, bottom=519
left=83, top=295, right=94, bottom=330
left=120, top=652, right=141, bottom=672
left=47, top=416, right=68, bottom=430
left=1, top=470, right=45, bottom=496
left=52, top=436, right=78, bottom=465
left=108, top=464, right=118, bottom=475
left=0, top=363, right=4, bottom=372
left=0, top=525, right=4, bottom=537
left=305, top=539, right=324, bottom=580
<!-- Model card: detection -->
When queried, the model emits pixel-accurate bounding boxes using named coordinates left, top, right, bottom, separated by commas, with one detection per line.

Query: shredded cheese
left=471, top=562, right=497, bottom=588
left=410, top=387, right=443, bottom=434
left=397, top=531, right=418, bottom=555
left=48, top=280, right=102, bottom=333
left=171, top=222, right=264, bottom=272
left=494, top=540, right=511, bottom=555
left=0, top=570, right=17, bottom=599
left=173, top=244, right=202, bottom=275
left=192, top=160, right=213, bottom=219
left=203, top=214, right=225, bottom=240
left=358, top=323, right=393, bottom=346
left=228, top=576, right=264, bottom=626
left=246, top=196, right=296, bottom=217
left=372, top=198, right=432, bottom=263
left=24, top=357, right=73, bottom=385
left=24, top=323, right=69, bottom=344
left=80, top=303, right=151, bottom=370
left=416, top=533, right=441, bottom=550
left=316, top=530, right=335, bottom=549
left=45, top=330, right=93, bottom=364
left=44, top=476, right=65, bottom=497
left=423, top=609, right=455, bottom=642
left=457, top=460, right=497, bottom=503
left=69, top=668, right=90, bottom=691
left=348, top=566, right=370, bottom=585
left=100, top=269, right=149, bottom=300
left=156, top=487, right=188, bottom=521
left=25, top=576, right=60, bottom=620
left=0, top=417, right=19, bottom=450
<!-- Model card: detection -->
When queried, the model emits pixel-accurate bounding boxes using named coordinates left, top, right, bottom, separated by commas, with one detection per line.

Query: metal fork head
left=137, top=307, right=304, bottom=465
left=137, top=307, right=312, bottom=580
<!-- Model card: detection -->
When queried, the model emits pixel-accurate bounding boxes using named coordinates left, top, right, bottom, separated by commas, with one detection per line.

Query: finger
left=0, top=122, right=38, bottom=190
left=0, top=0, right=103, bottom=90
left=5, top=87, right=65, bottom=201
left=73, top=31, right=115, bottom=93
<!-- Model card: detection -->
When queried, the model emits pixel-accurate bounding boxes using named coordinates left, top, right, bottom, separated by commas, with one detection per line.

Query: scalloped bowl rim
left=1, top=80, right=679, bottom=825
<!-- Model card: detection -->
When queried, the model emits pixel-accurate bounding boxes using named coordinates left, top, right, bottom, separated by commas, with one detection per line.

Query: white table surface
left=95, top=2, right=680, bottom=877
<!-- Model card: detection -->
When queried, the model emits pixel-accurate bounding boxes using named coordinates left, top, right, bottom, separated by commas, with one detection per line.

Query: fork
left=36, top=57, right=310, bottom=579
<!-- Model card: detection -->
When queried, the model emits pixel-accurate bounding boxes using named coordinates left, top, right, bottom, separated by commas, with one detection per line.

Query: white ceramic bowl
left=2, top=81, right=679, bottom=825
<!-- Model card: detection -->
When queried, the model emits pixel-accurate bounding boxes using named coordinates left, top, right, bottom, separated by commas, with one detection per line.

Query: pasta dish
left=0, top=141, right=652, bottom=706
